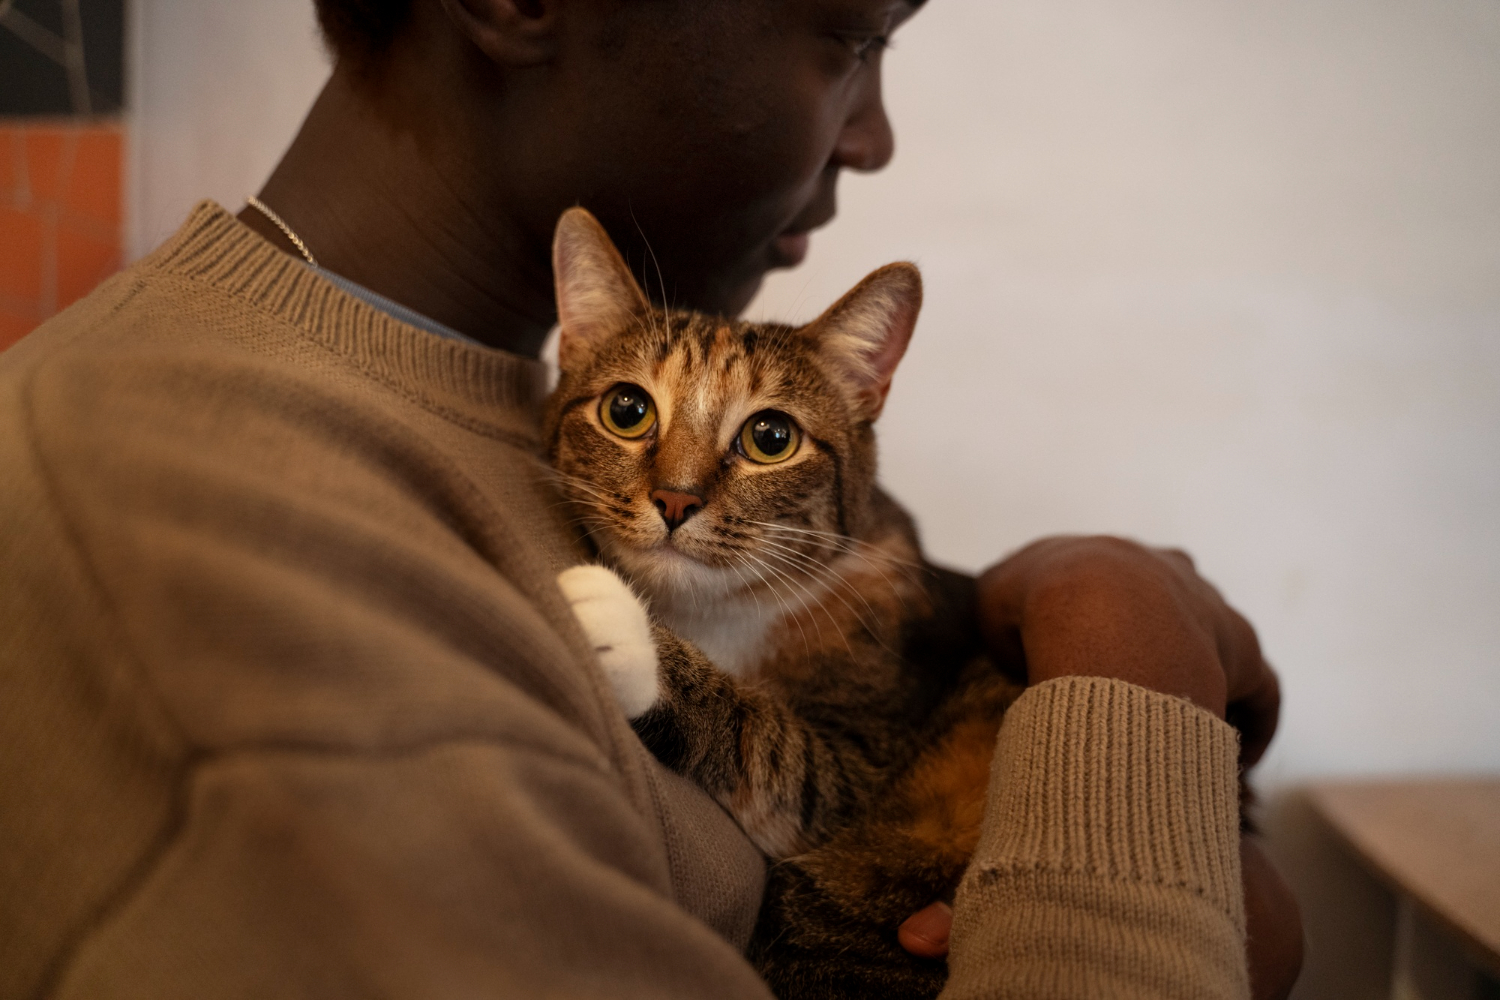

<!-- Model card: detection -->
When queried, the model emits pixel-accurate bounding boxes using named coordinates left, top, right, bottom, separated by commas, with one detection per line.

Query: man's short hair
left=314, top=0, right=413, bottom=64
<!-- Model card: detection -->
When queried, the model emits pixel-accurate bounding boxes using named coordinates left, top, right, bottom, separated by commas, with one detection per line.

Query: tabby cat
left=545, top=207, right=1022, bottom=999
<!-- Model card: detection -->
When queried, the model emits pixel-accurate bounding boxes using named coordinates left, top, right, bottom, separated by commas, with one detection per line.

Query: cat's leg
left=749, top=843, right=950, bottom=1000
left=747, top=682, right=1019, bottom=1000
left=635, top=627, right=896, bottom=858
left=556, top=565, right=660, bottom=718
left=557, top=566, right=890, bottom=858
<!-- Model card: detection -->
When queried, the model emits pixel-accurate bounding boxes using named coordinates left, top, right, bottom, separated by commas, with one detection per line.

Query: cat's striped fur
left=543, top=208, right=1022, bottom=998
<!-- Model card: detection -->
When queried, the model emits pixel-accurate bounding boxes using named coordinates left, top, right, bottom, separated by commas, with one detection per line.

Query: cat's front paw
left=557, top=565, right=660, bottom=719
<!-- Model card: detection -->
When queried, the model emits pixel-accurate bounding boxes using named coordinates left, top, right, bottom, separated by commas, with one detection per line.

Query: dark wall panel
left=0, top=0, right=125, bottom=117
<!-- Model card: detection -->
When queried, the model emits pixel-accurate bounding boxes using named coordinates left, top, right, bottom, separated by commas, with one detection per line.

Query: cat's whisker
left=555, top=484, right=623, bottom=508
left=627, top=208, right=678, bottom=326
left=756, top=548, right=882, bottom=659
left=745, top=535, right=824, bottom=574
left=724, top=560, right=772, bottom=645
left=740, top=551, right=809, bottom=625
left=748, top=551, right=854, bottom=660
left=744, top=519, right=921, bottom=567
left=750, top=539, right=867, bottom=606
left=547, top=494, right=612, bottom=514
left=744, top=554, right=826, bottom=657
left=755, top=543, right=892, bottom=647
left=752, top=526, right=921, bottom=611
left=755, top=548, right=847, bottom=620
left=746, top=519, right=913, bottom=558
left=689, top=559, right=704, bottom=617
left=547, top=469, right=623, bottom=495
left=736, top=552, right=812, bottom=658
left=752, top=522, right=924, bottom=576
left=543, top=470, right=602, bottom=490
left=550, top=482, right=617, bottom=507
left=558, top=516, right=614, bottom=538
left=750, top=531, right=915, bottom=621
left=546, top=492, right=607, bottom=517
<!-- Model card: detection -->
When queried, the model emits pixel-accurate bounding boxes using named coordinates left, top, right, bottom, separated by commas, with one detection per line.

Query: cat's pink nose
left=650, top=489, right=703, bottom=531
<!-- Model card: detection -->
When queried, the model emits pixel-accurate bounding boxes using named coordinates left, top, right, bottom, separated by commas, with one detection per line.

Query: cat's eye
left=739, top=411, right=800, bottom=465
left=600, top=384, right=657, bottom=439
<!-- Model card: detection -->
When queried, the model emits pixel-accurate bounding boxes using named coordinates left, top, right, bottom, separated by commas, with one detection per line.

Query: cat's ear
left=553, top=207, right=650, bottom=370
left=807, top=262, right=922, bottom=421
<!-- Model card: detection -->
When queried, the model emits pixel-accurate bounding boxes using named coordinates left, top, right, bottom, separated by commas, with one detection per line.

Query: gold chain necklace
left=246, top=195, right=319, bottom=268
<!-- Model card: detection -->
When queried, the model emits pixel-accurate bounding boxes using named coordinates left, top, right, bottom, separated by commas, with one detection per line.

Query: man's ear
left=807, top=262, right=922, bottom=421
left=553, top=207, right=650, bottom=370
left=437, top=0, right=557, bottom=65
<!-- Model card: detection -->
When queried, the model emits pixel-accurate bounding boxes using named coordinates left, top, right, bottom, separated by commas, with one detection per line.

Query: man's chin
left=719, top=272, right=766, bottom=319
left=719, top=231, right=813, bottom=314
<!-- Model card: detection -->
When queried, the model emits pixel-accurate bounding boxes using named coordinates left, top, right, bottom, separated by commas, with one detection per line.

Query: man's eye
left=852, top=35, right=889, bottom=61
left=828, top=31, right=890, bottom=67
left=843, top=34, right=890, bottom=62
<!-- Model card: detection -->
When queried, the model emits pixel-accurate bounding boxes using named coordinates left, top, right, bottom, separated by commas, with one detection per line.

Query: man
left=0, top=0, right=1300, bottom=996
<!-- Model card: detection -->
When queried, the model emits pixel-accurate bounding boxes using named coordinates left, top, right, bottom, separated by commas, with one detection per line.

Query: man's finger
left=1228, top=665, right=1281, bottom=768
left=898, top=901, right=953, bottom=959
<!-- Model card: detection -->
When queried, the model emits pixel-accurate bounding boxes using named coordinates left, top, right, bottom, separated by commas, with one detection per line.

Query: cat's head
left=543, top=208, right=921, bottom=605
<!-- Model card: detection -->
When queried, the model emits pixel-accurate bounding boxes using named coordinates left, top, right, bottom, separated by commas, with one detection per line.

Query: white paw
left=557, top=565, right=660, bottom=719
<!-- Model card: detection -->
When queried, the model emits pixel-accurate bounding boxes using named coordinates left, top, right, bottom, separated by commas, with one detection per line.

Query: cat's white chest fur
left=662, top=605, right=774, bottom=677
left=651, top=584, right=818, bottom=676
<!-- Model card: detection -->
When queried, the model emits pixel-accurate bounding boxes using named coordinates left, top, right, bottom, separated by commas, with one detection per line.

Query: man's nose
left=651, top=489, right=704, bottom=532
left=831, top=72, right=895, bottom=173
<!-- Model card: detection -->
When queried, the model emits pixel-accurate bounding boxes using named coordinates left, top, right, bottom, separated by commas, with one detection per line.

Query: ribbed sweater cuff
left=981, top=675, right=1243, bottom=917
left=943, top=676, right=1249, bottom=1000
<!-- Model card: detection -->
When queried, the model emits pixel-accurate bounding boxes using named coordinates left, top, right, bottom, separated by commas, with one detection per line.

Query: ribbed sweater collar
left=142, top=200, right=549, bottom=448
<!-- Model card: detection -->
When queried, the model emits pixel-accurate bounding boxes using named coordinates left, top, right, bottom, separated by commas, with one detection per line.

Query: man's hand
left=897, top=901, right=953, bottom=959
left=974, top=535, right=1280, bottom=766
left=895, top=535, right=1300, bottom=997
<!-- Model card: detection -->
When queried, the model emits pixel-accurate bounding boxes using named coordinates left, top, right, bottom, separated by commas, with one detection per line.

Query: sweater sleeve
left=1, top=315, right=774, bottom=999
left=48, top=742, right=774, bottom=999
left=940, top=676, right=1250, bottom=1000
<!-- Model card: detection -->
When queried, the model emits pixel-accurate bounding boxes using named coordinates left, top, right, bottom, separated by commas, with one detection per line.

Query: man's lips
left=769, top=184, right=837, bottom=269
left=771, top=230, right=812, bottom=267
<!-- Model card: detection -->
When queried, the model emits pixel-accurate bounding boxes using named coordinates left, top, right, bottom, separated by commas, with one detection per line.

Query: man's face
left=548, top=0, right=922, bottom=315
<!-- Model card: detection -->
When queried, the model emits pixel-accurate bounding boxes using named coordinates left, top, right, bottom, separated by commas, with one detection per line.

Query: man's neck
left=235, top=68, right=556, bottom=358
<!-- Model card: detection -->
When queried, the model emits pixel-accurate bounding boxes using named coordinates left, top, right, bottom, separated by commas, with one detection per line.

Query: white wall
left=130, top=2, right=1500, bottom=995
left=745, top=8, right=1500, bottom=992
left=752, top=0, right=1500, bottom=788
left=127, top=0, right=329, bottom=259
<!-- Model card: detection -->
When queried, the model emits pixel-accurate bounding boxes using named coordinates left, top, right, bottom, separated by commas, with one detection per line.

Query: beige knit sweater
left=0, top=202, right=1249, bottom=999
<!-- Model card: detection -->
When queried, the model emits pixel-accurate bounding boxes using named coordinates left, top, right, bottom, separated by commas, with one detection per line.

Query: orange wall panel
left=0, top=206, right=46, bottom=304
left=67, top=130, right=124, bottom=230
left=23, top=130, right=68, bottom=204
left=0, top=122, right=123, bottom=352
left=0, top=131, right=16, bottom=195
